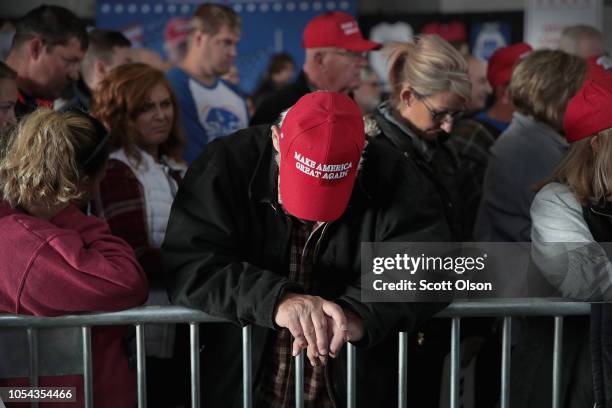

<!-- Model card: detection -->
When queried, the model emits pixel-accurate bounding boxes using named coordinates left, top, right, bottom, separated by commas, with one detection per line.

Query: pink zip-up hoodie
left=0, top=202, right=148, bottom=407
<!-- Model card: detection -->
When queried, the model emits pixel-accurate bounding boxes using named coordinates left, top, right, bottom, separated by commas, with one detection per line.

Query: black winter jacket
left=367, top=105, right=469, bottom=241
left=162, top=125, right=451, bottom=407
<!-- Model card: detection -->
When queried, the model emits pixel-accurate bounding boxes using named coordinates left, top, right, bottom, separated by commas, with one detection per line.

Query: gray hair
left=559, top=24, right=602, bottom=56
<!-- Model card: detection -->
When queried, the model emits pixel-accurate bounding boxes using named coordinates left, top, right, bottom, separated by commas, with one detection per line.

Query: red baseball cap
left=487, top=43, right=533, bottom=88
left=303, top=12, right=381, bottom=52
left=279, top=92, right=365, bottom=222
left=564, top=76, right=612, bottom=143
left=586, top=54, right=612, bottom=82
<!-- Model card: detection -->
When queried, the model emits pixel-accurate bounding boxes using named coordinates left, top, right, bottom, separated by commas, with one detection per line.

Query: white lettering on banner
left=293, top=150, right=352, bottom=180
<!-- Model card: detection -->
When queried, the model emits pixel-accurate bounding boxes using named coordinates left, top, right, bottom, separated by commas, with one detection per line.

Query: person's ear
left=94, top=59, right=106, bottom=79
left=314, top=50, right=326, bottom=70
left=29, top=36, right=44, bottom=60
left=195, top=31, right=208, bottom=48
left=500, top=85, right=511, bottom=105
left=271, top=125, right=281, bottom=152
left=399, top=87, right=413, bottom=107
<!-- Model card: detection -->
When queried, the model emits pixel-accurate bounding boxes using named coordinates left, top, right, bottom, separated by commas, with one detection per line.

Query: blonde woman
left=364, top=34, right=475, bottom=407
left=0, top=109, right=147, bottom=407
left=531, top=70, right=612, bottom=408
left=366, top=34, right=471, bottom=240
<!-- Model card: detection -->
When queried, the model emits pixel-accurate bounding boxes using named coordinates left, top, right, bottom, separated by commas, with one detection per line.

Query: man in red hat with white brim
left=163, top=91, right=450, bottom=407
left=251, top=12, right=381, bottom=125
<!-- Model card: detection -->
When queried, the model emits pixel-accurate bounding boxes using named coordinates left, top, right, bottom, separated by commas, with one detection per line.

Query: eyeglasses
left=323, top=49, right=368, bottom=60
left=414, top=92, right=465, bottom=124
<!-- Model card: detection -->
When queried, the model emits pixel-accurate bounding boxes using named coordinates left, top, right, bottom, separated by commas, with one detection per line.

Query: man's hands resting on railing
left=274, top=293, right=364, bottom=367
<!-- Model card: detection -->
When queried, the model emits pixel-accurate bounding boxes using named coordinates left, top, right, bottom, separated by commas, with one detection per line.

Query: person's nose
left=228, top=45, right=237, bottom=59
left=440, top=119, right=454, bottom=133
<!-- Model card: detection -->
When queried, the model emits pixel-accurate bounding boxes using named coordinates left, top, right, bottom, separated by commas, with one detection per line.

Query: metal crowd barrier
left=0, top=300, right=590, bottom=408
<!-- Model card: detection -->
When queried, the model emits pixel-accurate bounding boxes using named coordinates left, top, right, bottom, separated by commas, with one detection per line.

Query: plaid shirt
left=92, top=158, right=183, bottom=282
left=447, top=118, right=497, bottom=235
left=257, top=220, right=333, bottom=408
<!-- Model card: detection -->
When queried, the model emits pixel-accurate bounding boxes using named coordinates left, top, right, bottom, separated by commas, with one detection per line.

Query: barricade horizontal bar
left=436, top=300, right=589, bottom=317
left=0, top=306, right=227, bottom=328
left=0, top=301, right=590, bottom=330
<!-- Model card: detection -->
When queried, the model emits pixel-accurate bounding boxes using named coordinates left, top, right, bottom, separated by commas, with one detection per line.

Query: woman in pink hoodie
left=0, top=109, right=148, bottom=407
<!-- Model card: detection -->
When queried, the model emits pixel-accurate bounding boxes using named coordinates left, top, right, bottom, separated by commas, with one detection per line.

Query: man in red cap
left=163, top=91, right=450, bottom=407
left=251, top=12, right=380, bottom=125
left=474, top=42, right=532, bottom=138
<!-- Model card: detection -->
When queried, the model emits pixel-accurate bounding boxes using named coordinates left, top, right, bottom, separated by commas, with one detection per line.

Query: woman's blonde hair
left=387, top=34, right=471, bottom=107
left=0, top=109, right=109, bottom=208
left=509, top=49, right=586, bottom=130
left=542, top=128, right=612, bottom=204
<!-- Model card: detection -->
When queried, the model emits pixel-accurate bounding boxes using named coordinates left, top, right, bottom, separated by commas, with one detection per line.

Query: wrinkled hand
left=274, top=293, right=349, bottom=367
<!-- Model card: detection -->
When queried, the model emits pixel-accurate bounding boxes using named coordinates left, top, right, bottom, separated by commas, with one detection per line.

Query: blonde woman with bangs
left=0, top=109, right=147, bottom=407
left=531, top=71, right=612, bottom=408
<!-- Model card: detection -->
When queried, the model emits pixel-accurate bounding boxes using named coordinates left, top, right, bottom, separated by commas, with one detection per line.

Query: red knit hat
left=279, top=92, right=365, bottom=222
left=487, top=43, right=533, bottom=88
left=303, top=12, right=381, bottom=52
left=564, top=76, right=612, bottom=143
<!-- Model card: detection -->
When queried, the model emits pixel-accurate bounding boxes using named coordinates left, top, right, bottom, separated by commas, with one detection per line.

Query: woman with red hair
left=91, top=62, right=188, bottom=406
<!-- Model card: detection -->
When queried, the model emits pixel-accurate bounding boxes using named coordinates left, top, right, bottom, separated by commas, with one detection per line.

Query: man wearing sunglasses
left=250, top=11, right=381, bottom=125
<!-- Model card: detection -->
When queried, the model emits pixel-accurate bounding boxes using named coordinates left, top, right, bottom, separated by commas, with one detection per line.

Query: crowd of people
left=0, top=3, right=610, bottom=408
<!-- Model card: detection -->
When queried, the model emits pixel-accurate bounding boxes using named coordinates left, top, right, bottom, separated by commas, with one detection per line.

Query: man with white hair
left=250, top=12, right=380, bottom=125
left=559, top=24, right=604, bottom=59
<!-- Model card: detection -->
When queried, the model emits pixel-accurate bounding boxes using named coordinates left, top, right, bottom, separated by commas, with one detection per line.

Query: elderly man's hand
left=274, top=293, right=348, bottom=367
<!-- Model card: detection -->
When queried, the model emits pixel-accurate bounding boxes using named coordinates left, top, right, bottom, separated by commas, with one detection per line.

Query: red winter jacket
left=0, top=202, right=148, bottom=407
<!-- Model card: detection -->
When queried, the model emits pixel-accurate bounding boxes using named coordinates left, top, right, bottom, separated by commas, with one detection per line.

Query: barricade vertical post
left=190, top=323, right=201, bottom=408
left=552, top=316, right=564, bottom=408
left=398, top=332, right=408, bottom=408
left=27, top=328, right=39, bottom=408
left=450, top=317, right=461, bottom=408
left=242, top=325, right=252, bottom=408
left=500, top=317, right=511, bottom=408
left=81, top=326, right=93, bottom=408
left=135, top=324, right=147, bottom=408
left=295, top=350, right=304, bottom=408
left=347, top=342, right=356, bottom=408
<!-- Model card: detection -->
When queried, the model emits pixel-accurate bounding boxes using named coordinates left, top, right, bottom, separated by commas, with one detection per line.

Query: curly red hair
left=91, top=62, right=185, bottom=163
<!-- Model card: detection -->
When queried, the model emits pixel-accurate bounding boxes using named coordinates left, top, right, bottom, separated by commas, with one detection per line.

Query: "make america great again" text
left=294, top=151, right=352, bottom=180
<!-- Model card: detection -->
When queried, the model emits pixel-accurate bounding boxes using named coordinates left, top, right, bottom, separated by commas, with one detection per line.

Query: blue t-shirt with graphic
left=167, top=67, right=249, bottom=163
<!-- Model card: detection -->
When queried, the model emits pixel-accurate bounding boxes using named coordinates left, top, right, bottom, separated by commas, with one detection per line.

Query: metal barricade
left=0, top=301, right=590, bottom=408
